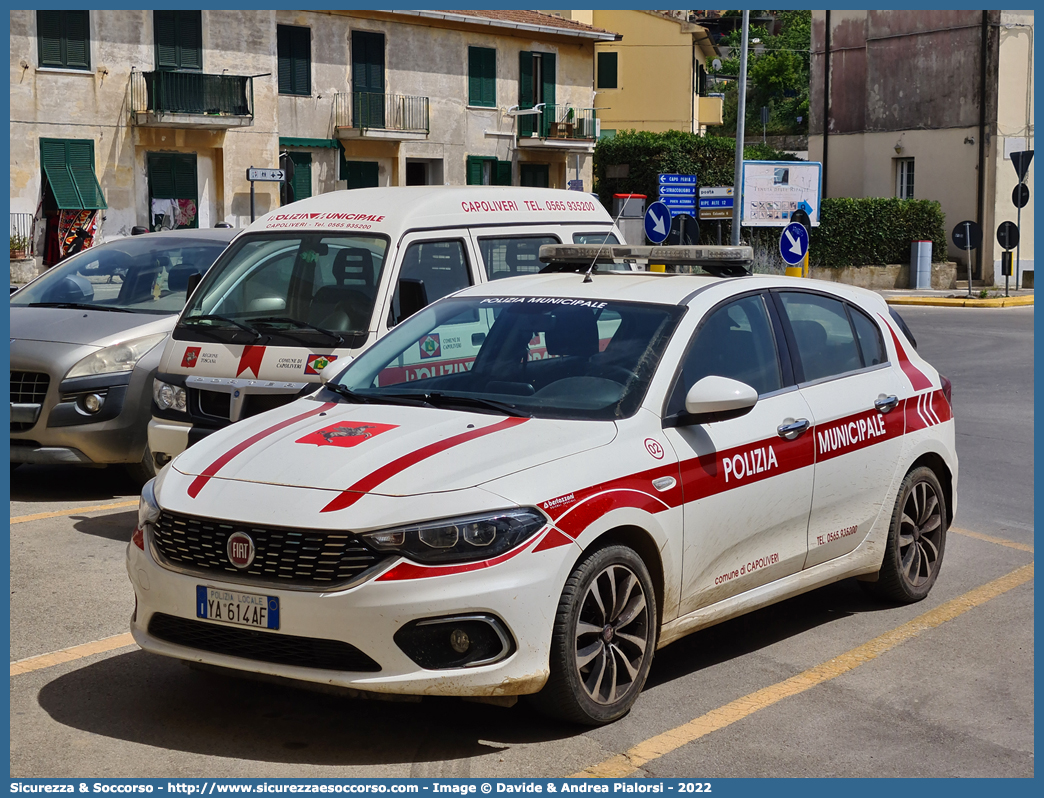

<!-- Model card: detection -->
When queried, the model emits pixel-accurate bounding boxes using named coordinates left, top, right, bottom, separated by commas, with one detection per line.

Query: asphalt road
left=9, top=305, right=1034, bottom=779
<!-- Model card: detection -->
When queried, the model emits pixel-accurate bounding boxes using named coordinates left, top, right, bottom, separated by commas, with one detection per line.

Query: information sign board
left=699, top=187, right=734, bottom=220
left=741, top=161, right=822, bottom=227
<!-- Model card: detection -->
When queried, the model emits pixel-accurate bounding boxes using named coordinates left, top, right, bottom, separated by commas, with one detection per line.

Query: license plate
left=196, top=586, right=279, bottom=630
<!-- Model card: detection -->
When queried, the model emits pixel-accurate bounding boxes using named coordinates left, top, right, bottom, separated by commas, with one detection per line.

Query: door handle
left=777, top=418, right=810, bottom=440
left=875, top=395, right=900, bottom=414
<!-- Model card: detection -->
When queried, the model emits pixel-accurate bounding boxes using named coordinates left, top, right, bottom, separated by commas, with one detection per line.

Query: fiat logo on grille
left=226, top=531, right=256, bottom=569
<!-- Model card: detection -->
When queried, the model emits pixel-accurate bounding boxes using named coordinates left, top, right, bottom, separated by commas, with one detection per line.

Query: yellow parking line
left=11, top=633, right=136, bottom=677
left=10, top=500, right=138, bottom=525
left=574, top=563, right=1034, bottom=778
left=950, top=526, right=1033, bottom=553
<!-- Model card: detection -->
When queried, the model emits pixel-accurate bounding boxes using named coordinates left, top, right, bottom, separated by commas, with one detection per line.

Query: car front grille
left=151, top=511, right=389, bottom=588
left=193, top=388, right=231, bottom=421
left=10, top=371, right=49, bottom=431
left=147, top=613, right=381, bottom=672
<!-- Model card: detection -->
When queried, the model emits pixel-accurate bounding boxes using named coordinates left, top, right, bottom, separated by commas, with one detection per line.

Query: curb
left=885, top=295, right=1034, bottom=308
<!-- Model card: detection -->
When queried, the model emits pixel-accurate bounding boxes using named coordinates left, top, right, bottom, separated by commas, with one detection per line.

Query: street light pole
left=731, top=10, right=750, bottom=246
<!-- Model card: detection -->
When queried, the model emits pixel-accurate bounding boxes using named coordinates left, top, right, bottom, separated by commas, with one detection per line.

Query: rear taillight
left=940, top=374, right=952, bottom=407
left=131, top=526, right=145, bottom=550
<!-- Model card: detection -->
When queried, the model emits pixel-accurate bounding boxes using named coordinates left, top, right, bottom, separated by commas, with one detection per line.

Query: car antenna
left=584, top=201, right=629, bottom=283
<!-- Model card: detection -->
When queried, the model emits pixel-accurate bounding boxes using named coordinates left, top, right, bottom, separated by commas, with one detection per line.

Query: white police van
left=148, top=186, right=626, bottom=467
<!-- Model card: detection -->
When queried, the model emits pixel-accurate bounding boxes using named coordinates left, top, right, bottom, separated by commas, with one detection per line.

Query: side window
left=849, top=305, right=886, bottom=367
left=779, top=292, right=863, bottom=382
left=667, top=294, right=781, bottom=415
left=573, top=232, right=620, bottom=245
left=478, top=236, right=558, bottom=281
left=391, top=240, right=472, bottom=325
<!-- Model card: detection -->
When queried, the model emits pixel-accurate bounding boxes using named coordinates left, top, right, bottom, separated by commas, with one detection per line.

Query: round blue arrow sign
left=780, top=222, right=809, bottom=265
left=644, top=201, right=672, bottom=244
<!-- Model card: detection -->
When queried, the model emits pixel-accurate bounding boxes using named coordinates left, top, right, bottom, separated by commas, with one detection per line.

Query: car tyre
left=532, top=545, right=657, bottom=725
left=864, top=466, right=947, bottom=603
left=125, top=442, right=158, bottom=487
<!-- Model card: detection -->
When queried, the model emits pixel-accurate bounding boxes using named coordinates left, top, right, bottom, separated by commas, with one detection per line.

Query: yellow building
left=544, top=10, right=723, bottom=136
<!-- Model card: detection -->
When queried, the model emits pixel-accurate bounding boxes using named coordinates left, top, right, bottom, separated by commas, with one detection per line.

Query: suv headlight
left=66, top=333, right=167, bottom=379
left=153, top=378, right=187, bottom=413
left=360, top=508, right=547, bottom=564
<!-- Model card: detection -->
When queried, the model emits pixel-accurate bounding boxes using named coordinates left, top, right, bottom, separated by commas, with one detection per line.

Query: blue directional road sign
left=645, top=201, right=672, bottom=244
left=779, top=222, right=809, bottom=265
left=659, top=173, right=697, bottom=215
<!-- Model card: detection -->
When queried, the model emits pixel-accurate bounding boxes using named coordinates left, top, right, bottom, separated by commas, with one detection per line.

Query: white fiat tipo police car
left=127, top=245, right=956, bottom=725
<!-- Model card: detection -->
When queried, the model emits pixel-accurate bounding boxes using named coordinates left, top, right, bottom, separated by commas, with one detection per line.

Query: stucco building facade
left=9, top=9, right=618, bottom=255
left=808, top=10, right=1034, bottom=284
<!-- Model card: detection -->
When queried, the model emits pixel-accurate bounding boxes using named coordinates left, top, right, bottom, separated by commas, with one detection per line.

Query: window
left=896, top=158, right=914, bottom=199
left=597, top=51, right=617, bottom=89
left=778, top=292, right=863, bottom=382
left=40, top=139, right=106, bottom=210
left=390, top=240, right=473, bottom=325
left=849, top=306, right=886, bottom=368
left=573, top=233, right=620, bottom=245
left=468, top=47, right=496, bottom=107
left=519, top=51, right=556, bottom=137
left=154, top=11, right=202, bottom=71
left=466, top=156, right=511, bottom=186
left=277, top=25, right=311, bottom=96
left=342, top=160, right=379, bottom=189
left=147, top=152, right=198, bottom=229
left=478, top=236, right=559, bottom=281
left=519, top=163, right=549, bottom=188
left=668, top=295, right=782, bottom=414
left=37, top=11, right=90, bottom=71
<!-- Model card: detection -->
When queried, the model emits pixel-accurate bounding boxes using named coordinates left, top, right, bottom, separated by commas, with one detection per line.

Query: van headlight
left=66, top=333, right=167, bottom=379
left=153, top=379, right=187, bottom=413
left=360, top=509, right=547, bottom=564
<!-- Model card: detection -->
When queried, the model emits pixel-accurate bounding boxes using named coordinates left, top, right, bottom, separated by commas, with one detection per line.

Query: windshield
left=11, top=235, right=231, bottom=314
left=333, top=295, right=685, bottom=421
left=179, top=232, right=388, bottom=345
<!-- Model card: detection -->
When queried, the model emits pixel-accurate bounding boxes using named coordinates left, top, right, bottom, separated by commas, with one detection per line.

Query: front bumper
left=126, top=526, right=567, bottom=697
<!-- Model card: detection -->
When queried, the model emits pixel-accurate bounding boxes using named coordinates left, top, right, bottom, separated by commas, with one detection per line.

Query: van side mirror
left=184, top=272, right=203, bottom=303
left=677, top=376, right=758, bottom=424
left=397, top=278, right=428, bottom=323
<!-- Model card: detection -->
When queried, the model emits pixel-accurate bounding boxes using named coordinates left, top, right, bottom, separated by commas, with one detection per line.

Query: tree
left=709, top=10, right=810, bottom=138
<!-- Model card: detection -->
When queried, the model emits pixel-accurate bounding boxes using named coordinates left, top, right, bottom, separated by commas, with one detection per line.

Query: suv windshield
left=11, top=235, right=231, bottom=314
left=179, top=233, right=389, bottom=345
left=333, top=295, right=685, bottom=421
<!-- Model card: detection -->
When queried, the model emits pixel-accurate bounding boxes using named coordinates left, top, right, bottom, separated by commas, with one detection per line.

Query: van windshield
left=179, top=233, right=388, bottom=345
left=330, top=295, right=684, bottom=421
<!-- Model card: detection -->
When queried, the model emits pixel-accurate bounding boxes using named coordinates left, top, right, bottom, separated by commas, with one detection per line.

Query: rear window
left=478, top=236, right=560, bottom=281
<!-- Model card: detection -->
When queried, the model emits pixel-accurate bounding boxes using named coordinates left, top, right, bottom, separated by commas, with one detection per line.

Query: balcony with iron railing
left=131, top=70, right=254, bottom=128
left=10, top=213, right=36, bottom=259
left=516, top=104, right=599, bottom=151
left=334, top=91, right=430, bottom=140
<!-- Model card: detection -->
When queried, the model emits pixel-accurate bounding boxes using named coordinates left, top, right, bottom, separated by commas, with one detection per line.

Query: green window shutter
left=597, top=52, right=617, bottom=89
left=38, top=11, right=90, bottom=70
left=466, top=156, right=484, bottom=186
left=344, top=160, right=379, bottom=189
left=469, top=47, right=495, bottom=107
left=542, top=52, right=556, bottom=108
left=172, top=154, right=198, bottom=201
left=40, top=139, right=82, bottom=209
left=154, top=11, right=178, bottom=70
left=278, top=26, right=311, bottom=96
left=289, top=152, right=312, bottom=200
left=494, top=160, right=512, bottom=186
left=67, top=140, right=107, bottom=210
left=154, top=11, right=201, bottom=71
left=147, top=153, right=196, bottom=202
left=518, top=51, right=533, bottom=105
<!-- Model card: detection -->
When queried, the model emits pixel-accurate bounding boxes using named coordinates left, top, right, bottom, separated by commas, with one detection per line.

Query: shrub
left=809, top=197, right=947, bottom=268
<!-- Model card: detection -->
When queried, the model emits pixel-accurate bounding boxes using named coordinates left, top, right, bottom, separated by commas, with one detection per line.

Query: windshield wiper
left=386, top=391, right=530, bottom=418
left=27, top=302, right=133, bottom=313
left=182, top=313, right=262, bottom=340
left=252, top=316, right=345, bottom=345
left=323, top=383, right=430, bottom=408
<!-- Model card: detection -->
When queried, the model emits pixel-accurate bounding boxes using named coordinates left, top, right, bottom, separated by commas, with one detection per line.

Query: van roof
left=249, top=186, right=616, bottom=240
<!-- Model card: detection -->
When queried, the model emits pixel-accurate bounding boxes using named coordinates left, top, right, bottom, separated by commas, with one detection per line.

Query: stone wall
left=809, top=261, right=957, bottom=290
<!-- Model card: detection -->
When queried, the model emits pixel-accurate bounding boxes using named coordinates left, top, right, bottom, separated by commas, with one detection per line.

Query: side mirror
left=397, top=277, right=428, bottom=323
left=319, top=356, right=353, bottom=385
left=184, top=272, right=203, bottom=303
left=131, top=226, right=149, bottom=236
left=680, top=376, right=758, bottom=424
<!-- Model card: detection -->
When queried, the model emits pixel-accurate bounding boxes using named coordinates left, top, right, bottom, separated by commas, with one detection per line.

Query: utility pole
left=731, top=10, right=750, bottom=245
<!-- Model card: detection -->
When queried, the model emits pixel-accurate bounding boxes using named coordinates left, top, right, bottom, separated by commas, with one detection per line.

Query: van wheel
left=125, top=443, right=158, bottom=487
left=532, top=545, right=656, bottom=725
left=864, top=466, right=947, bottom=603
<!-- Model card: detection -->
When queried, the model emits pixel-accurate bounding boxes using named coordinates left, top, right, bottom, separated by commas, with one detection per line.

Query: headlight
left=152, top=378, right=187, bottom=412
left=360, top=508, right=547, bottom=564
left=66, top=333, right=167, bottom=379
left=138, top=478, right=161, bottom=529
